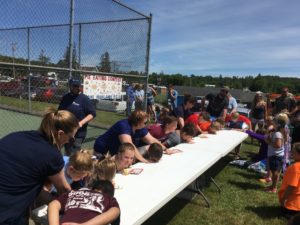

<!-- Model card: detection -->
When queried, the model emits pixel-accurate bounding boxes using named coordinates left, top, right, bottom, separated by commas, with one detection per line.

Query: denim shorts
left=268, top=155, right=283, bottom=171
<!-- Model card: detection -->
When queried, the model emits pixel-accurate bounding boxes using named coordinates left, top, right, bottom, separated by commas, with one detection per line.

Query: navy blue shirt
left=0, top=131, right=64, bottom=223
left=94, top=119, right=148, bottom=156
left=58, top=93, right=96, bottom=137
left=126, top=85, right=135, bottom=102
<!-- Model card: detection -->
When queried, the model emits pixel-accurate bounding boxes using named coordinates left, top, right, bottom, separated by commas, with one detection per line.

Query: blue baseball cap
left=69, top=79, right=81, bottom=86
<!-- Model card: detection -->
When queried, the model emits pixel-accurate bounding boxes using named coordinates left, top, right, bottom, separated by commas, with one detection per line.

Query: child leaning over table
left=31, top=150, right=94, bottom=224
left=49, top=150, right=93, bottom=192
left=48, top=179, right=120, bottom=225
left=164, top=123, right=196, bottom=148
left=90, top=157, right=117, bottom=184
left=279, top=143, right=300, bottom=219
left=141, top=143, right=164, bottom=163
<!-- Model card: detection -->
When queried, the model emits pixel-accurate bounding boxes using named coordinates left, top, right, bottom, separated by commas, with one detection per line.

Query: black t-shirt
left=206, top=93, right=229, bottom=117
left=172, top=104, right=192, bottom=120
left=0, top=131, right=64, bottom=223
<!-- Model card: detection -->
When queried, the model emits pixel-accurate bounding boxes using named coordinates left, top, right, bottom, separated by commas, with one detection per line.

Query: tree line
left=147, top=73, right=300, bottom=94
left=1, top=48, right=299, bottom=94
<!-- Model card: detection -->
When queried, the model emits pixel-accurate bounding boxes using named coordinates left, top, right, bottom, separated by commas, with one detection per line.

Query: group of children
left=154, top=101, right=300, bottom=221
left=35, top=142, right=159, bottom=225
left=36, top=100, right=300, bottom=224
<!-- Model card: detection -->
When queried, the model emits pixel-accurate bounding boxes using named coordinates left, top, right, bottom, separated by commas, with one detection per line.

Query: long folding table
left=114, top=130, right=248, bottom=225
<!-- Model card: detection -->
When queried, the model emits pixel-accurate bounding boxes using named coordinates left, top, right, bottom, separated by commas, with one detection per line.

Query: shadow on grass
left=234, top=170, right=262, bottom=180
left=228, top=180, right=262, bottom=190
left=243, top=150, right=257, bottom=159
left=245, top=205, right=282, bottom=219
left=143, top=198, right=190, bottom=225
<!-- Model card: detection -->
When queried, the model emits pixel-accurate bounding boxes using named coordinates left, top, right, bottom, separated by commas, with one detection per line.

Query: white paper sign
left=83, top=75, right=123, bottom=100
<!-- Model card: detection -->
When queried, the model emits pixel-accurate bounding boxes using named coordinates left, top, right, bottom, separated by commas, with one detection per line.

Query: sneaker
left=259, top=177, right=272, bottom=183
left=265, top=187, right=277, bottom=193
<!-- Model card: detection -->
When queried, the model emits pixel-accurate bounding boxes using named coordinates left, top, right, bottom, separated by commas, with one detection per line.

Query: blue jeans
left=126, top=100, right=134, bottom=116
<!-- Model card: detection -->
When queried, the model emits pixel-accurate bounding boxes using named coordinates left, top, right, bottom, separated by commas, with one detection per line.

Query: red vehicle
left=35, top=87, right=67, bottom=103
left=0, top=80, right=21, bottom=95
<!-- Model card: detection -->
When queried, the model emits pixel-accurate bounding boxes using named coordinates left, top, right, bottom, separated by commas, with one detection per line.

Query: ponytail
left=39, top=107, right=79, bottom=147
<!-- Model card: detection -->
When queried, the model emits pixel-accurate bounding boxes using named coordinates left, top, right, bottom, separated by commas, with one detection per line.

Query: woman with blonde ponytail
left=0, top=107, right=79, bottom=224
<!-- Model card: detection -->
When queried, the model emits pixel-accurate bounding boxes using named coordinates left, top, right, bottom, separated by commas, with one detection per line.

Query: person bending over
left=48, top=179, right=120, bottom=225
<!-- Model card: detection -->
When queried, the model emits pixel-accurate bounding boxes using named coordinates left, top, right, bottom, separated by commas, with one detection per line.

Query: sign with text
left=83, top=75, right=123, bottom=100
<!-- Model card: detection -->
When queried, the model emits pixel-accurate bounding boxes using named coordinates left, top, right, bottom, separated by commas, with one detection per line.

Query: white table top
left=114, top=130, right=248, bottom=225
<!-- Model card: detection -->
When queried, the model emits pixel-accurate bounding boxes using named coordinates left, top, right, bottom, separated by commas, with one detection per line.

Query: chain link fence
left=0, top=0, right=152, bottom=137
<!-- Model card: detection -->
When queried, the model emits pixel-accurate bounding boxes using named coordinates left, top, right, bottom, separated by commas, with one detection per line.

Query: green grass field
left=144, top=139, right=287, bottom=225
left=0, top=95, right=125, bottom=128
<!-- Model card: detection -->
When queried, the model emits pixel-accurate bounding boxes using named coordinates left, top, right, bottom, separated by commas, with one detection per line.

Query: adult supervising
left=94, top=110, right=162, bottom=163
left=0, top=108, right=79, bottom=224
left=58, top=79, right=96, bottom=155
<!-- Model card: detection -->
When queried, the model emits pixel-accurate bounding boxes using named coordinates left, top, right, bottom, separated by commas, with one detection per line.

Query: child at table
left=198, top=112, right=212, bottom=133
left=32, top=150, right=94, bottom=224
left=48, top=179, right=120, bottom=225
left=207, top=121, right=222, bottom=134
left=227, top=112, right=249, bottom=130
left=143, top=143, right=164, bottom=163
left=278, top=143, right=300, bottom=219
left=49, top=150, right=94, bottom=192
left=92, top=157, right=117, bottom=183
left=114, top=143, right=135, bottom=174
left=164, top=123, right=196, bottom=148
left=215, top=117, right=226, bottom=129
left=184, top=112, right=211, bottom=134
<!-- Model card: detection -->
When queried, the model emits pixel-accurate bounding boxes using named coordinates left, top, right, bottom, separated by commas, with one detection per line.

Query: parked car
left=0, top=80, right=21, bottom=95
left=35, top=87, right=67, bottom=103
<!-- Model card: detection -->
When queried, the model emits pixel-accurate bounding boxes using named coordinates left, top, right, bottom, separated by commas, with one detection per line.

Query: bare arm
left=79, top=114, right=94, bottom=128
left=61, top=207, right=120, bottom=225
left=48, top=200, right=61, bottom=225
left=222, top=108, right=228, bottom=120
left=264, top=103, right=268, bottom=121
left=119, top=134, right=149, bottom=163
left=48, top=169, right=71, bottom=195
left=151, top=87, right=157, bottom=96
left=178, top=117, right=184, bottom=129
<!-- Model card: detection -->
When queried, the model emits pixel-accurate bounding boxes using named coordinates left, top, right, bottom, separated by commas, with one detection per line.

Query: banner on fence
left=83, top=75, right=123, bottom=100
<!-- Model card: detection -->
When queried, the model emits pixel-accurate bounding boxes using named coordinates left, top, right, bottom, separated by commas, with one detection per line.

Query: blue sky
left=122, top=0, right=300, bottom=77
left=0, top=0, right=300, bottom=77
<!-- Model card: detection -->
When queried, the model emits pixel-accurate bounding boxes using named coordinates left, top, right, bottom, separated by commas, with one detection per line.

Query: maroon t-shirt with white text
left=57, top=188, right=119, bottom=224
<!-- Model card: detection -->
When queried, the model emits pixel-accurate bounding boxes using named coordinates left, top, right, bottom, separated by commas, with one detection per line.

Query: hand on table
left=164, top=149, right=182, bottom=155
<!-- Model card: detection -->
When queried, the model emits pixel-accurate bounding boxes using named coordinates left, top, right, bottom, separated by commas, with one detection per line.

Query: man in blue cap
left=58, top=79, right=96, bottom=155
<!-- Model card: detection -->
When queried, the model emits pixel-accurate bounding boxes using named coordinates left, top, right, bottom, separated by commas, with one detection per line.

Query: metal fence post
left=78, top=23, right=82, bottom=70
left=144, top=13, right=152, bottom=111
left=27, top=27, right=32, bottom=113
left=68, top=0, right=75, bottom=81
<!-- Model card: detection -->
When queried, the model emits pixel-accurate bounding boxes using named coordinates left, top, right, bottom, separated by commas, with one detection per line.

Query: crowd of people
left=0, top=80, right=299, bottom=225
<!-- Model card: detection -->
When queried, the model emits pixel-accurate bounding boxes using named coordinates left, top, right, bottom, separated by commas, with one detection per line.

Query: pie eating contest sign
left=83, top=75, right=123, bottom=100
